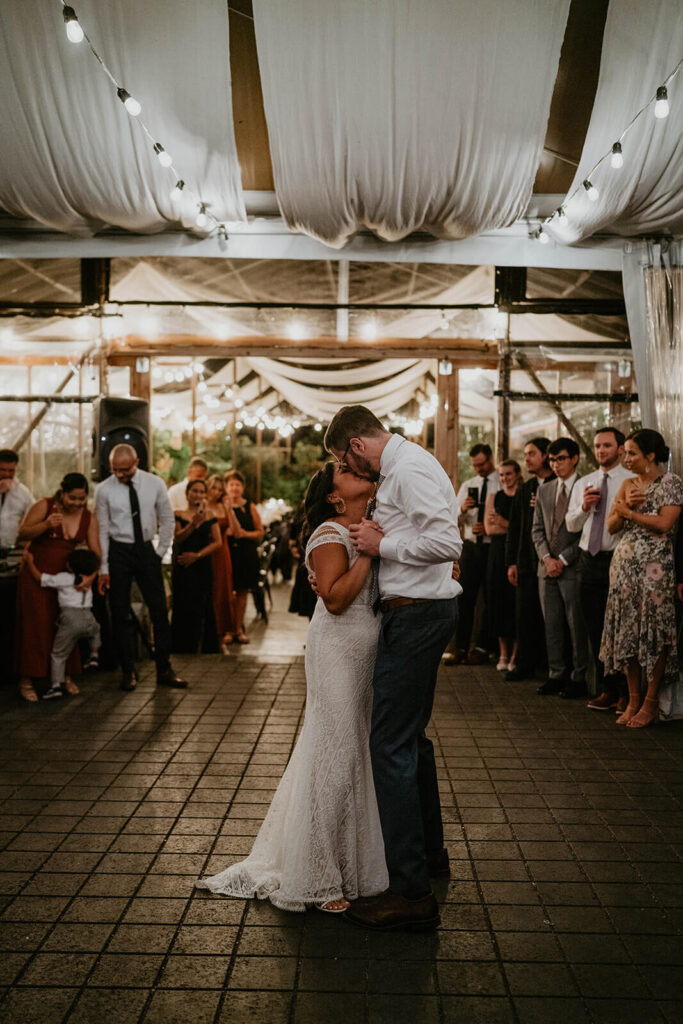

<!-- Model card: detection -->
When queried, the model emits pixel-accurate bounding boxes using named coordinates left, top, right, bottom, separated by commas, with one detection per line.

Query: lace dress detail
left=196, top=521, right=387, bottom=909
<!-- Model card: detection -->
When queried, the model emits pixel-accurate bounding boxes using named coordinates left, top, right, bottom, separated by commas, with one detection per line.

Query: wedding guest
left=566, top=427, right=635, bottom=711
left=676, top=525, right=683, bottom=603
left=0, top=448, right=33, bottom=549
left=224, top=471, right=264, bottom=644
left=484, top=459, right=521, bottom=672
left=96, top=443, right=186, bottom=692
left=601, top=429, right=683, bottom=728
left=22, top=547, right=101, bottom=700
left=167, top=456, right=208, bottom=512
left=206, top=475, right=238, bottom=652
left=15, top=472, right=99, bottom=702
left=504, top=437, right=554, bottom=682
left=444, top=444, right=499, bottom=665
left=531, top=438, right=588, bottom=698
left=171, top=479, right=222, bottom=653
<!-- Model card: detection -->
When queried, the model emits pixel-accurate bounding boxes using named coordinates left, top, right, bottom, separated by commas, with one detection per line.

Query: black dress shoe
left=560, top=682, right=588, bottom=699
left=120, top=670, right=137, bottom=692
left=157, top=669, right=188, bottom=689
left=537, top=679, right=565, bottom=695
left=345, top=890, right=440, bottom=931
left=427, top=848, right=450, bottom=878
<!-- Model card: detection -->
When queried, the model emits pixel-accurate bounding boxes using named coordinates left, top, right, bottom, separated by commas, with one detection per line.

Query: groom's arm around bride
left=324, top=405, right=462, bottom=932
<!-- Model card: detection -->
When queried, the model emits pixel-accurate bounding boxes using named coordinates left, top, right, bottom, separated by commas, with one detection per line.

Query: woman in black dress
left=171, top=479, right=222, bottom=653
left=484, top=459, right=521, bottom=672
left=224, top=471, right=264, bottom=644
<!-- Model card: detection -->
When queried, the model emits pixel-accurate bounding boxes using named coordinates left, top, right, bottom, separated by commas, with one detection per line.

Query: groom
left=325, top=405, right=462, bottom=930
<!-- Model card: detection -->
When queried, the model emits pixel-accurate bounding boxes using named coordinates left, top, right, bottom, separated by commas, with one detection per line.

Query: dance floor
left=1, top=585, right=683, bottom=1024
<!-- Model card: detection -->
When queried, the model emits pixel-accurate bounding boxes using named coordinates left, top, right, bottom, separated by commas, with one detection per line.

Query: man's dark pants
left=109, top=540, right=171, bottom=675
left=455, top=540, right=489, bottom=652
left=577, top=549, right=625, bottom=696
left=370, top=597, right=458, bottom=897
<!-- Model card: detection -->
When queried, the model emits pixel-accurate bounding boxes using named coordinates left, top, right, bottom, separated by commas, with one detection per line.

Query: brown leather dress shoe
left=587, top=692, right=619, bottom=711
left=157, top=669, right=188, bottom=689
left=464, top=649, right=489, bottom=666
left=120, top=670, right=137, bottom=692
left=442, top=649, right=467, bottom=666
left=344, top=890, right=440, bottom=932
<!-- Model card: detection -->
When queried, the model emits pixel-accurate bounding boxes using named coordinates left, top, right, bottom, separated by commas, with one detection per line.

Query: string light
left=62, top=5, right=84, bottom=43
left=195, top=204, right=208, bottom=228
left=116, top=88, right=141, bottom=117
left=654, top=86, right=670, bottom=119
left=583, top=179, right=600, bottom=202
left=534, top=58, right=680, bottom=242
left=170, top=180, right=184, bottom=202
left=153, top=143, right=173, bottom=168
left=610, top=142, right=623, bottom=169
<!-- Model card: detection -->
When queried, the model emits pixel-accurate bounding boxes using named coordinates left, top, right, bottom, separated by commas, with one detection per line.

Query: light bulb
left=537, top=227, right=550, bottom=244
left=654, top=86, right=669, bottom=119
left=170, top=180, right=184, bottom=202
left=610, top=142, right=623, bottom=169
left=583, top=179, right=599, bottom=202
left=195, top=204, right=207, bottom=228
left=117, top=88, right=141, bottom=117
left=63, top=6, right=84, bottom=43
left=153, top=143, right=172, bottom=168
left=557, top=206, right=568, bottom=227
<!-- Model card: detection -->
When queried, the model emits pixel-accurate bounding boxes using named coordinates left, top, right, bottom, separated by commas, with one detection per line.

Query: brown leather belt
left=379, top=597, right=433, bottom=613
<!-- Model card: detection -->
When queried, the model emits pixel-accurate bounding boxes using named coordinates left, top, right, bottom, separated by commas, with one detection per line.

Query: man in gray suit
left=531, top=438, right=589, bottom=698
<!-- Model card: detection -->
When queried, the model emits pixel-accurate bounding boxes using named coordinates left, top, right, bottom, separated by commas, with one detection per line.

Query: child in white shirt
left=23, top=548, right=101, bottom=699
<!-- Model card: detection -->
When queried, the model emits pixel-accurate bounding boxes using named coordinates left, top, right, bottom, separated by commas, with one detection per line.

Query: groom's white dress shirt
left=375, top=434, right=463, bottom=601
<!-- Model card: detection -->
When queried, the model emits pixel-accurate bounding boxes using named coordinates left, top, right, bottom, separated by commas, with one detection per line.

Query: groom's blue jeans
left=370, top=597, right=458, bottom=897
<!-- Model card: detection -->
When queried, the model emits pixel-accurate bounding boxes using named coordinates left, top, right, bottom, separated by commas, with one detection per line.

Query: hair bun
left=659, top=443, right=671, bottom=464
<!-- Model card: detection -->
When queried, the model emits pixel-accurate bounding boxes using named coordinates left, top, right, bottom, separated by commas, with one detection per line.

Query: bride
left=196, top=461, right=389, bottom=912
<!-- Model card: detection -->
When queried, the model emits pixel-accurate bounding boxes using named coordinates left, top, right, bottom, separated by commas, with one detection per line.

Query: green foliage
left=457, top=423, right=495, bottom=484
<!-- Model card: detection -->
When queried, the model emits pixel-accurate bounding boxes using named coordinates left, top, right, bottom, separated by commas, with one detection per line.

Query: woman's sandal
left=235, top=632, right=250, bottom=644
left=316, top=898, right=350, bottom=913
left=19, top=679, right=38, bottom=703
left=64, top=678, right=80, bottom=696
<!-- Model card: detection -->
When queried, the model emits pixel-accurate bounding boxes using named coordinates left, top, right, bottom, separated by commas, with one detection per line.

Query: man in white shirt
left=532, top=437, right=588, bottom=698
left=0, top=449, right=33, bottom=549
left=167, top=457, right=208, bottom=512
left=95, top=443, right=186, bottom=692
left=445, top=444, right=499, bottom=665
left=566, top=427, right=635, bottom=711
left=325, top=405, right=462, bottom=932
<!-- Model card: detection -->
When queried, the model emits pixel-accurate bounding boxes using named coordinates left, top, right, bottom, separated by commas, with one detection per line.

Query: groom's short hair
left=324, top=406, right=387, bottom=452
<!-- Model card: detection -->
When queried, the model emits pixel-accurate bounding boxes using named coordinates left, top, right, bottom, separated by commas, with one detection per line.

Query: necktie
left=126, top=480, right=145, bottom=548
left=587, top=473, right=609, bottom=556
left=550, top=482, right=568, bottom=556
left=476, top=477, right=488, bottom=544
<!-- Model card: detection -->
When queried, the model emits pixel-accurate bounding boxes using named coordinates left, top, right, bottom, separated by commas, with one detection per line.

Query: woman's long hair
left=300, top=462, right=336, bottom=552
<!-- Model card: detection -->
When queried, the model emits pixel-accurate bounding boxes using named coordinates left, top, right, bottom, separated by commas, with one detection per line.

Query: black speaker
left=92, top=397, right=150, bottom=481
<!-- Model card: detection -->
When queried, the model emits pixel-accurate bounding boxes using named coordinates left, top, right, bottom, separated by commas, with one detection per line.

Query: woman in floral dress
left=601, top=430, right=683, bottom=728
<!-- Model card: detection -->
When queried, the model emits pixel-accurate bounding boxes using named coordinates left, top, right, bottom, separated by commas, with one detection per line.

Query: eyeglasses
left=548, top=454, right=571, bottom=463
left=336, top=440, right=352, bottom=467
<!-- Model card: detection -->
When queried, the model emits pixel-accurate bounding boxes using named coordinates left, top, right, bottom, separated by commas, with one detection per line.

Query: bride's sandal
left=316, top=898, right=350, bottom=914
left=19, top=678, right=38, bottom=703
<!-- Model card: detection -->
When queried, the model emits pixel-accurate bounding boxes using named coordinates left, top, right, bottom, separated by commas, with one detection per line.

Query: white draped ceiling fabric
left=0, top=0, right=245, bottom=236
left=252, top=0, right=570, bottom=247
left=549, top=0, right=683, bottom=244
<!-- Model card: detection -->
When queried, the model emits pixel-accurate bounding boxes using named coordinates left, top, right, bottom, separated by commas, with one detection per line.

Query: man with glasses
left=96, top=444, right=186, bottom=692
left=531, top=437, right=588, bottom=698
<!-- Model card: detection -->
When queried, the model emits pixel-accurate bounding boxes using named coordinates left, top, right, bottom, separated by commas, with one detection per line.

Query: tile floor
left=1, top=593, right=683, bottom=1023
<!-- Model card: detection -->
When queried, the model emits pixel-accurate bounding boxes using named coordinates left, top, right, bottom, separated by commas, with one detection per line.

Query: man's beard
left=351, top=455, right=380, bottom=482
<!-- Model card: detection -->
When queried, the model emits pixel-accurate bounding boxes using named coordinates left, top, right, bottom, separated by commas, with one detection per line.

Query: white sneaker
left=43, top=685, right=63, bottom=700
left=496, top=659, right=509, bottom=672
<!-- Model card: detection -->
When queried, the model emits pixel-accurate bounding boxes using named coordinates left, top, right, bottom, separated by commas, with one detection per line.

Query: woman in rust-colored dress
left=206, top=474, right=238, bottom=653
left=15, top=472, right=100, bottom=702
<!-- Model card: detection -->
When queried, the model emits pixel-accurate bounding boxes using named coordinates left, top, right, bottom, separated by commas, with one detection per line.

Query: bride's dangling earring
left=334, top=498, right=346, bottom=514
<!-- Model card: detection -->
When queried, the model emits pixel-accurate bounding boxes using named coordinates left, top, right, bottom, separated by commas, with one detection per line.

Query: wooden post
left=26, top=366, right=33, bottom=493
left=496, top=316, right=511, bottom=462
left=77, top=364, right=84, bottom=473
left=129, top=356, right=153, bottom=468
left=435, top=362, right=460, bottom=489
left=256, top=424, right=263, bottom=503
left=515, top=352, right=597, bottom=467
left=231, top=412, right=239, bottom=471
left=191, top=371, right=197, bottom=456
left=608, top=366, right=632, bottom=437
left=98, top=347, right=109, bottom=396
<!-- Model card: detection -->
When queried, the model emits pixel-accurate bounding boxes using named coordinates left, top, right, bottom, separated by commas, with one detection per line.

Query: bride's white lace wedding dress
left=196, top=521, right=388, bottom=910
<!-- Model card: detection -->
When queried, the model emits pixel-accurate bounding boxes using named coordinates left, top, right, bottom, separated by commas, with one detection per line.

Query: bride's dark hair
left=300, top=462, right=337, bottom=551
